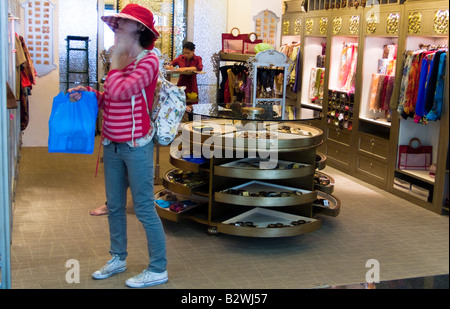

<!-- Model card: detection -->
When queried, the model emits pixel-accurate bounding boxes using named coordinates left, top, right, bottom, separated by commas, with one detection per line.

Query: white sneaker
left=125, top=269, right=168, bottom=288
left=92, top=255, right=127, bottom=280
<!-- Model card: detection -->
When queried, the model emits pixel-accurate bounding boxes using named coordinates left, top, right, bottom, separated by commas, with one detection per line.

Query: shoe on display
left=92, top=255, right=127, bottom=280
left=126, top=269, right=168, bottom=288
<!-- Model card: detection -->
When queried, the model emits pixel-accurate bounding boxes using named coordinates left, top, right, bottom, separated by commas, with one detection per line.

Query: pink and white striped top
left=88, top=52, right=159, bottom=143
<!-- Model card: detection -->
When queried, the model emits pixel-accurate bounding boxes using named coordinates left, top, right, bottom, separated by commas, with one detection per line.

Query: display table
left=154, top=108, right=341, bottom=237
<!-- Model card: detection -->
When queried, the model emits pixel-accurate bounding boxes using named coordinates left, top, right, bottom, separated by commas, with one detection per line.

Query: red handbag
left=222, top=27, right=247, bottom=54
left=398, top=138, right=432, bottom=171
left=243, top=32, right=262, bottom=54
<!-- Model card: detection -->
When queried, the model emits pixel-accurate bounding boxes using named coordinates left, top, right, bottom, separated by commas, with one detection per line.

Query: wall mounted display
left=253, top=9, right=280, bottom=47
left=21, top=0, right=56, bottom=77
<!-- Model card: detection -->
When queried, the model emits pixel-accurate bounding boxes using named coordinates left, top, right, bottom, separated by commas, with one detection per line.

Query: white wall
left=21, top=0, right=60, bottom=147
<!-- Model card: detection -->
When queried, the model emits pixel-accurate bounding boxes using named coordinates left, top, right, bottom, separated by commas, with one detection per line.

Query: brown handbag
left=6, top=82, right=18, bottom=109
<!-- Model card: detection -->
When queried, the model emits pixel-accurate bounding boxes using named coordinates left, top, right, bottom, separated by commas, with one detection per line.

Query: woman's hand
left=68, top=86, right=88, bottom=102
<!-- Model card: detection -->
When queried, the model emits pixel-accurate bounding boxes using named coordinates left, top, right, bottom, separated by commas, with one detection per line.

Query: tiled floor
left=9, top=143, right=449, bottom=289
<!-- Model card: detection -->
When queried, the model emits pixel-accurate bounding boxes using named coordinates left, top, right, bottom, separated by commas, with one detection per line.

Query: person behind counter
left=166, top=41, right=203, bottom=108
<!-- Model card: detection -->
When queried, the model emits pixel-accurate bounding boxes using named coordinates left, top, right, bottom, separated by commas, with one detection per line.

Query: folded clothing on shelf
left=155, top=199, right=198, bottom=212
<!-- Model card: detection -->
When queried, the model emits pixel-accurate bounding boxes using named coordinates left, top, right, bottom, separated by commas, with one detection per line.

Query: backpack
left=134, top=50, right=186, bottom=146
left=151, top=71, right=186, bottom=145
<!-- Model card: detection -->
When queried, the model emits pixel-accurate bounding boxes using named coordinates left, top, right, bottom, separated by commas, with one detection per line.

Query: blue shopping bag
left=48, top=91, right=98, bottom=154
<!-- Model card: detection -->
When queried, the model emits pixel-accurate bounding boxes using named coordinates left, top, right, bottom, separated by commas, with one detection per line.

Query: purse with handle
left=398, top=137, right=432, bottom=171
left=243, top=32, right=263, bottom=54
left=222, top=27, right=247, bottom=54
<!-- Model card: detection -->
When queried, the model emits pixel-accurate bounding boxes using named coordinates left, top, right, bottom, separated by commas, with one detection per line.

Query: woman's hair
left=183, top=41, right=196, bottom=51
left=138, top=27, right=157, bottom=49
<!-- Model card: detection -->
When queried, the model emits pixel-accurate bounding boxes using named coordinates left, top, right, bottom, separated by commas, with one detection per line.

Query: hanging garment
left=396, top=51, right=414, bottom=113
left=403, top=52, right=422, bottom=114
left=426, top=52, right=447, bottom=121
left=292, top=47, right=302, bottom=93
left=338, top=43, right=350, bottom=90
left=369, top=74, right=383, bottom=111
left=382, top=75, right=395, bottom=112
left=414, top=54, right=433, bottom=120
left=379, top=74, right=389, bottom=111
left=345, top=44, right=358, bottom=94
left=424, top=50, right=445, bottom=113
left=309, top=68, right=318, bottom=101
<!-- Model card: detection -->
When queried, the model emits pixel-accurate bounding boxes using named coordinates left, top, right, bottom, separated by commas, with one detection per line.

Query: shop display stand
left=321, top=6, right=363, bottom=174
left=352, top=3, right=403, bottom=190
left=155, top=118, right=341, bottom=237
left=280, top=5, right=305, bottom=106
left=388, top=0, right=449, bottom=213
left=155, top=48, right=340, bottom=237
left=251, top=49, right=291, bottom=119
left=297, top=0, right=449, bottom=214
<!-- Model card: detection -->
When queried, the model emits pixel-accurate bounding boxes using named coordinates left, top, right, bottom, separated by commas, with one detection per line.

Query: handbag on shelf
left=222, top=27, right=247, bottom=54
left=398, top=138, right=432, bottom=171
left=243, top=32, right=263, bottom=54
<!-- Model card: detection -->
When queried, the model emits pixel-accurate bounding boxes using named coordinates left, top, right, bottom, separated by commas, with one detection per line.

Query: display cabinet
left=154, top=110, right=341, bottom=238
left=322, top=6, right=363, bottom=173
left=388, top=0, right=449, bottom=213
left=352, top=3, right=403, bottom=189
left=281, top=2, right=305, bottom=112
left=299, top=10, right=328, bottom=117
left=251, top=49, right=292, bottom=119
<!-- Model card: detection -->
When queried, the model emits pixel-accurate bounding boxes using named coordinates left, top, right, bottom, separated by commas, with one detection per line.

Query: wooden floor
left=9, top=142, right=449, bottom=289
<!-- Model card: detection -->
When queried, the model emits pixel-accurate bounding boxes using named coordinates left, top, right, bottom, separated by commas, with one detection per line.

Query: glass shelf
left=190, top=105, right=320, bottom=122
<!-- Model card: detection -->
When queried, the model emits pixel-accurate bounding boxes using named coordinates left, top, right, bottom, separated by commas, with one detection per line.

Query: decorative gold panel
left=349, top=15, right=359, bottom=35
left=294, top=19, right=302, bottom=35
left=386, top=13, right=399, bottom=35
left=366, top=13, right=377, bottom=35
left=434, top=10, right=449, bottom=35
left=283, top=20, right=290, bottom=35
left=333, top=17, right=342, bottom=35
left=305, top=18, right=313, bottom=35
left=319, top=17, right=328, bottom=35
left=408, top=12, right=421, bottom=34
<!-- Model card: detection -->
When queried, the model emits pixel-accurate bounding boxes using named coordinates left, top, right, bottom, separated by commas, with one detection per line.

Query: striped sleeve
left=104, top=53, right=159, bottom=101
left=86, top=86, right=105, bottom=109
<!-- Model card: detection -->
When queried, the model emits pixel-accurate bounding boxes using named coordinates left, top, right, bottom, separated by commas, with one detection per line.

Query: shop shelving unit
left=352, top=2, right=403, bottom=190
left=321, top=4, right=364, bottom=174
left=280, top=2, right=305, bottom=108
left=388, top=0, right=449, bottom=213
left=296, top=0, right=449, bottom=214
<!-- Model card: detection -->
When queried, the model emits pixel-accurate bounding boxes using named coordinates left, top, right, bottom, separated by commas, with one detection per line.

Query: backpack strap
left=130, top=50, right=152, bottom=144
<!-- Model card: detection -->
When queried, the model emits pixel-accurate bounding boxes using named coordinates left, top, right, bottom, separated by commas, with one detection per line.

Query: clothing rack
left=419, top=43, right=448, bottom=50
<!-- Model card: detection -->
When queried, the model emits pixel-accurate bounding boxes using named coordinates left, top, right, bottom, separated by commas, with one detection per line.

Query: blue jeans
left=103, top=141, right=167, bottom=273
